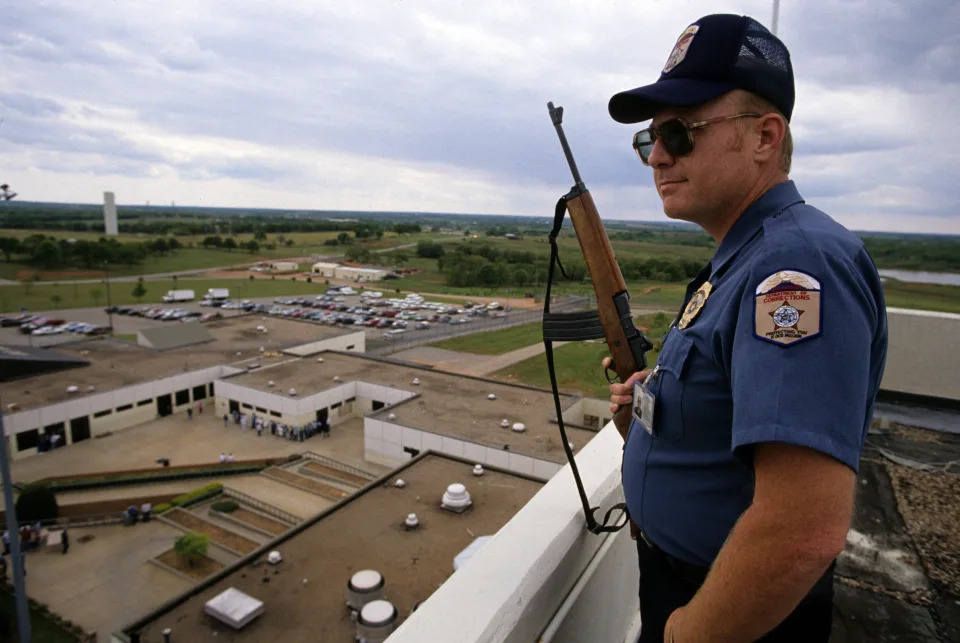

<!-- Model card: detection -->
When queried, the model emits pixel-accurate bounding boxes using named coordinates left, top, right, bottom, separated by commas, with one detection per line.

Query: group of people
left=223, top=409, right=331, bottom=441
left=123, top=502, right=152, bottom=525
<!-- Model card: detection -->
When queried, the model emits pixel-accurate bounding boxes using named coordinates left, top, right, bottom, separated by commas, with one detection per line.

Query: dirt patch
left=14, top=269, right=105, bottom=281
left=262, top=468, right=350, bottom=500
left=155, top=547, right=224, bottom=581
left=164, top=508, right=259, bottom=554
left=221, top=507, right=289, bottom=536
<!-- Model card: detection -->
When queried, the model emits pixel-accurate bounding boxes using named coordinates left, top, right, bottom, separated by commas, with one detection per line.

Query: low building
left=311, top=261, right=339, bottom=277
left=334, top=266, right=388, bottom=282
left=268, top=261, right=299, bottom=273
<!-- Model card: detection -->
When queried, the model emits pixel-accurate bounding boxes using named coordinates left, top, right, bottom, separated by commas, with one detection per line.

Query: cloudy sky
left=3, top=1, right=958, bottom=233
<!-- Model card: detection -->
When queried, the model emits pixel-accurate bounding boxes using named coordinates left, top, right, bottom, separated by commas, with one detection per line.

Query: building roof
left=137, top=323, right=213, bottom=351
left=127, top=452, right=544, bottom=642
left=0, top=344, right=89, bottom=382
left=2, top=317, right=356, bottom=410
left=227, top=351, right=593, bottom=464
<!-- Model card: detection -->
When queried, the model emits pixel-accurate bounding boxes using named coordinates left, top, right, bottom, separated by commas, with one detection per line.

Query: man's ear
left=754, top=113, right=786, bottom=163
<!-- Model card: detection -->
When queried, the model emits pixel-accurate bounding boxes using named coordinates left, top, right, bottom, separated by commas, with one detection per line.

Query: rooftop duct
left=346, top=569, right=385, bottom=611
left=404, top=513, right=419, bottom=530
left=441, top=483, right=472, bottom=513
left=511, top=423, right=526, bottom=433
left=472, top=464, right=484, bottom=476
left=356, top=599, right=397, bottom=643
left=204, top=587, right=264, bottom=630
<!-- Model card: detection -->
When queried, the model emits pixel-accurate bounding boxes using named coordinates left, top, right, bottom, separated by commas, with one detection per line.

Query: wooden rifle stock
left=548, top=102, right=652, bottom=440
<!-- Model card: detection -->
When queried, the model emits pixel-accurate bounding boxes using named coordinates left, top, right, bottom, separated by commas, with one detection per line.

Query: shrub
left=211, top=500, right=239, bottom=513
left=15, top=483, right=58, bottom=523
left=153, top=503, right=172, bottom=514
left=171, top=482, right=223, bottom=508
left=174, top=531, right=210, bottom=568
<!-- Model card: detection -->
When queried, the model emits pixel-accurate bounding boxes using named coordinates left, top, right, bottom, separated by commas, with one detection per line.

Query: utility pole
left=771, top=0, right=780, bottom=35
left=0, top=402, right=32, bottom=642
left=103, top=263, right=114, bottom=335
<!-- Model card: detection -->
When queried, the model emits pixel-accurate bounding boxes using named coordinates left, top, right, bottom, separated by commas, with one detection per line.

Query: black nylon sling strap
left=542, top=190, right=628, bottom=535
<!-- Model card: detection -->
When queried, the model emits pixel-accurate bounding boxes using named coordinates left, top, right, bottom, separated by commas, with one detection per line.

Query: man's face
left=646, top=96, right=757, bottom=230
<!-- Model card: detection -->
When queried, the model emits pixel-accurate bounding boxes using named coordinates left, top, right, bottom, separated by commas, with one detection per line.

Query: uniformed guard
left=604, top=14, right=888, bottom=642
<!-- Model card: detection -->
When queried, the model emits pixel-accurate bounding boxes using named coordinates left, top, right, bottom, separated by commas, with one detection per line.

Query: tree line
left=421, top=241, right=704, bottom=287
left=0, top=235, right=183, bottom=269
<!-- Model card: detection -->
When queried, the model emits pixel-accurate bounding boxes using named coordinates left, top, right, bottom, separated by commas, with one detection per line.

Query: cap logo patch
left=754, top=270, right=821, bottom=346
left=663, top=25, right=699, bottom=74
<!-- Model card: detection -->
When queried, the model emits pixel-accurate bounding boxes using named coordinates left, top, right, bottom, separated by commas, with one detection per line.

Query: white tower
left=103, top=191, right=118, bottom=235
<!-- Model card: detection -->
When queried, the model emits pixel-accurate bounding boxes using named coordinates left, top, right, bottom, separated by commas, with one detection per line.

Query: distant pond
left=878, top=270, right=960, bottom=286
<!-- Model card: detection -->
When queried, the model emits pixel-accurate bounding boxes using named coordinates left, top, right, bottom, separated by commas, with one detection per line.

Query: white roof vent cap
left=412, top=377, right=420, bottom=385
left=473, top=464, right=484, bottom=476
left=487, top=393, right=496, bottom=400
left=405, top=513, right=419, bottom=529
left=267, top=380, right=275, bottom=387
left=388, top=413, right=396, bottom=420
left=288, top=388, right=297, bottom=396
left=333, top=375, right=341, bottom=382
left=512, top=422, right=526, bottom=433
left=259, top=346, right=265, bottom=353
left=357, top=600, right=398, bottom=640
left=317, top=357, right=324, bottom=363
left=394, top=479, right=406, bottom=488
left=66, top=385, right=78, bottom=394
left=441, top=483, right=472, bottom=512
left=87, top=385, right=96, bottom=392
left=267, top=550, right=282, bottom=565
left=500, top=419, right=510, bottom=428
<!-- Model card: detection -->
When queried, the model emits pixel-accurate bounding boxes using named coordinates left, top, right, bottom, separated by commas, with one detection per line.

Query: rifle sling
left=542, top=310, right=605, bottom=341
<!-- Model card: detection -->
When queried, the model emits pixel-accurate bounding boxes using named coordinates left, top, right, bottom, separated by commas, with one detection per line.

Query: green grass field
left=491, top=313, right=674, bottom=398
left=881, top=279, right=960, bottom=314
left=429, top=322, right=543, bottom=355
left=0, top=277, right=330, bottom=313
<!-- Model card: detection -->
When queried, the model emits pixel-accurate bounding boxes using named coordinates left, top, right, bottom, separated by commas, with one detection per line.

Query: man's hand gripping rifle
left=543, top=102, right=653, bottom=441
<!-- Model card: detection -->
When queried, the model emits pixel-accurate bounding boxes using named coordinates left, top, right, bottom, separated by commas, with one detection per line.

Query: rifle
left=543, top=102, right=653, bottom=440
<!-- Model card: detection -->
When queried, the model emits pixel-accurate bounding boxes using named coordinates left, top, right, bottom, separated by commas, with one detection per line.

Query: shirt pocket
left=649, top=329, right=695, bottom=444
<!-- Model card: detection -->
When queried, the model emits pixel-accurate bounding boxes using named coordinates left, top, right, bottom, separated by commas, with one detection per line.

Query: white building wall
left=882, top=308, right=960, bottom=401
left=282, top=332, right=366, bottom=356
left=103, top=191, right=118, bottom=235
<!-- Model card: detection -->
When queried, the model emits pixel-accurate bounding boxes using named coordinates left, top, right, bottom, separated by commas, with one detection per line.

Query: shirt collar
left=709, top=180, right=804, bottom=280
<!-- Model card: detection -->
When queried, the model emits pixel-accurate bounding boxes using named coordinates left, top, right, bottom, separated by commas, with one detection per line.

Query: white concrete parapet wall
left=881, top=308, right=960, bottom=401
left=387, top=422, right=640, bottom=643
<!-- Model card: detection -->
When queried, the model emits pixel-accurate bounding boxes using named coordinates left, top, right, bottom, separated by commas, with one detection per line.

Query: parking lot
left=0, top=288, right=539, bottom=350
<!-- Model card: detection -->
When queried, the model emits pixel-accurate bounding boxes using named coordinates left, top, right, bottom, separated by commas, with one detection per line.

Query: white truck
left=203, top=288, right=230, bottom=301
left=161, top=289, right=195, bottom=303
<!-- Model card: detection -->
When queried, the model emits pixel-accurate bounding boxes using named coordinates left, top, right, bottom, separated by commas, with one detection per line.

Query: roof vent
left=267, top=380, right=275, bottom=387
left=511, top=422, right=526, bottom=433
left=204, top=587, right=264, bottom=630
left=487, top=393, right=496, bottom=400
left=317, top=357, right=324, bottom=363
left=333, top=375, right=341, bottom=382
left=87, top=385, right=96, bottom=392
left=267, top=551, right=282, bottom=565
left=288, top=388, right=297, bottom=396
left=472, top=464, right=484, bottom=476
left=404, top=513, right=419, bottom=530
left=441, top=483, right=472, bottom=513
left=259, top=346, right=265, bottom=353
left=5, top=403, right=20, bottom=412
left=66, top=385, right=78, bottom=394
left=394, top=479, right=406, bottom=488
left=236, top=351, right=242, bottom=356
left=388, top=413, right=396, bottom=420
left=356, top=599, right=398, bottom=643
left=500, top=419, right=509, bottom=428
left=346, top=569, right=385, bottom=611
left=256, top=325, right=266, bottom=332
left=412, top=377, right=420, bottom=385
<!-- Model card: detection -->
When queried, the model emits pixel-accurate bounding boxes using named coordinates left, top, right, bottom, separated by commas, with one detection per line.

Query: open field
left=429, top=322, right=543, bottom=355
left=490, top=313, right=674, bottom=398
left=882, top=279, right=960, bottom=314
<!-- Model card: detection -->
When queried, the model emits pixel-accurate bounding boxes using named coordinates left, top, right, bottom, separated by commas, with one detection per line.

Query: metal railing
left=300, top=451, right=378, bottom=481
left=221, top=487, right=302, bottom=526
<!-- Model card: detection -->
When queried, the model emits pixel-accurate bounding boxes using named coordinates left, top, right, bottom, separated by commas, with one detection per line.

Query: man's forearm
left=668, top=504, right=839, bottom=642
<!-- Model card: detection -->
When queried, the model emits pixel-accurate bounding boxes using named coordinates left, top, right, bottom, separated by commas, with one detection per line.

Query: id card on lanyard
left=631, top=366, right=659, bottom=436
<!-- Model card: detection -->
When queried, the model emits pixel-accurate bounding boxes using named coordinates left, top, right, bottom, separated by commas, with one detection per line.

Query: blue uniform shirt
left=622, top=181, right=888, bottom=568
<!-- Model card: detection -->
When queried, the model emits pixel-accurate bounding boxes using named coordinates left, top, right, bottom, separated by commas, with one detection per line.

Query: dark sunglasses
left=632, top=113, right=761, bottom=165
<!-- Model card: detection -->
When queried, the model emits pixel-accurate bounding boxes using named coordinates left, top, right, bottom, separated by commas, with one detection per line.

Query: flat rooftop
left=131, top=453, right=544, bottom=641
left=3, top=316, right=353, bottom=410
left=228, top=351, right=594, bottom=464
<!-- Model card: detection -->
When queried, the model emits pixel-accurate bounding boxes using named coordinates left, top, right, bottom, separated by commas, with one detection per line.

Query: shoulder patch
left=754, top=270, right=821, bottom=347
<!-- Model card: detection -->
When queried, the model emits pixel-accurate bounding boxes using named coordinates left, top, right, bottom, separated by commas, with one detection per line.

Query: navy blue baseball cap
left=609, top=14, right=794, bottom=123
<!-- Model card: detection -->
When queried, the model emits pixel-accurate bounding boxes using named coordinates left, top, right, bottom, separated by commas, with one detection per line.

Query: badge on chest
left=632, top=369, right=658, bottom=436
left=678, top=281, right=713, bottom=330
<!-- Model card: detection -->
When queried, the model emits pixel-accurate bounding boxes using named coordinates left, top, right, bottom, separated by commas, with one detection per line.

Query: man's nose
left=647, top=137, right=673, bottom=168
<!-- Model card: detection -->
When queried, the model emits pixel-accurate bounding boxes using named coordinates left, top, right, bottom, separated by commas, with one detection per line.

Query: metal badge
left=677, top=281, right=713, bottom=330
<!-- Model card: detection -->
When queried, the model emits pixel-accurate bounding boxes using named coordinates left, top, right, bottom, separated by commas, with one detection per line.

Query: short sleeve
left=730, top=244, right=881, bottom=471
